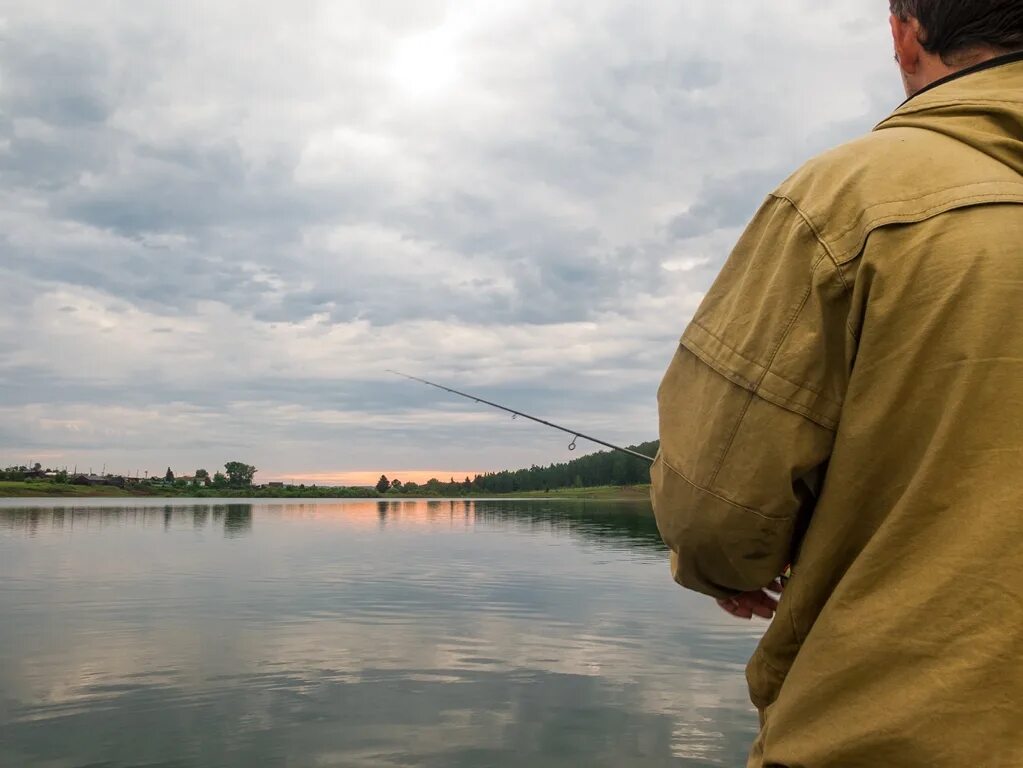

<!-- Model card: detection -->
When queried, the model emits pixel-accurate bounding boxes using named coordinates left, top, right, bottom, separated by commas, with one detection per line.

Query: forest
left=381, top=440, right=660, bottom=496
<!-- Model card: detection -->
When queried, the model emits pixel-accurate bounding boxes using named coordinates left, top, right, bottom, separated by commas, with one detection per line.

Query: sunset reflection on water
left=0, top=498, right=763, bottom=767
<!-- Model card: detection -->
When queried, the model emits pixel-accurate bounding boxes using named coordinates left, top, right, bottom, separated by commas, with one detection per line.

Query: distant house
left=266, top=482, right=285, bottom=489
left=71, top=474, right=126, bottom=488
left=177, top=475, right=210, bottom=487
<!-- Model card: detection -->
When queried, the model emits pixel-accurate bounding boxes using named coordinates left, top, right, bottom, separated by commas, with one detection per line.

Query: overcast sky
left=0, top=1, right=903, bottom=484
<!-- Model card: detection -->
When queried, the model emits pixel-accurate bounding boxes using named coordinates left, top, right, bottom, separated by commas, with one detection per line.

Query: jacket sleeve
left=652, top=194, right=853, bottom=599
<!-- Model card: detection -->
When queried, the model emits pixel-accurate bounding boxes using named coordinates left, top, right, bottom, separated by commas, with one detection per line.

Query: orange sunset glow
left=272, top=499, right=487, bottom=530
left=263, top=470, right=485, bottom=487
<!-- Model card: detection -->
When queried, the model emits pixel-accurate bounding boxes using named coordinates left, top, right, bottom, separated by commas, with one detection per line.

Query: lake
left=0, top=498, right=763, bottom=767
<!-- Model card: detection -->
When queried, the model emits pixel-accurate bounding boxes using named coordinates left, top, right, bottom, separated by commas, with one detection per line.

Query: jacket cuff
left=651, top=454, right=792, bottom=599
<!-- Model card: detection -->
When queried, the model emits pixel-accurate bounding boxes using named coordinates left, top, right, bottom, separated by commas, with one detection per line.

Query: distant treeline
left=2, top=442, right=660, bottom=499
left=467, top=440, right=658, bottom=494
left=379, top=440, right=659, bottom=496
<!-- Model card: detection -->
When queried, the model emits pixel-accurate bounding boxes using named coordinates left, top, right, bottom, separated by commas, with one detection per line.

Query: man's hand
left=716, top=580, right=784, bottom=620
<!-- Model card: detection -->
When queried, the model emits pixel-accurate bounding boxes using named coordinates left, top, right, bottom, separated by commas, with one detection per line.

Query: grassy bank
left=0, top=481, right=147, bottom=498
left=0, top=481, right=373, bottom=499
left=0, top=480, right=652, bottom=502
left=483, top=485, right=651, bottom=501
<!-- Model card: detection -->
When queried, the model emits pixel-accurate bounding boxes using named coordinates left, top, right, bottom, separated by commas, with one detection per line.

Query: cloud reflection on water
left=0, top=499, right=762, bottom=766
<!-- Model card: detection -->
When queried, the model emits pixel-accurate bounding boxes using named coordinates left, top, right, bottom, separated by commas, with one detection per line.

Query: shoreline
left=0, top=481, right=651, bottom=503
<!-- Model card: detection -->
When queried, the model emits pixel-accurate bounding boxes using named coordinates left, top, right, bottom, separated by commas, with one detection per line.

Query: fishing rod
left=388, top=370, right=656, bottom=463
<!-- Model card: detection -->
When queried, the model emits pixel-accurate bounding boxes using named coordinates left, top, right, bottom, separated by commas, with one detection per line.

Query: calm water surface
left=0, top=499, right=763, bottom=767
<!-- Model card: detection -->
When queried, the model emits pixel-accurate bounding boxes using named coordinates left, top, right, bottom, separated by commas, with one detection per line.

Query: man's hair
left=890, top=0, right=1023, bottom=62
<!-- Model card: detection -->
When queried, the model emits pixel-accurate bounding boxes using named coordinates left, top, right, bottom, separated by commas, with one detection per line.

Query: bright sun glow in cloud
left=391, top=29, right=459, bottom=98
left=0, top=1, right=899, bottom=478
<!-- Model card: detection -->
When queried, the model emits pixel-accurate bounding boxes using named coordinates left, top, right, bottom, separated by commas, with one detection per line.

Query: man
left=651, top=2, right=1023, bottom=766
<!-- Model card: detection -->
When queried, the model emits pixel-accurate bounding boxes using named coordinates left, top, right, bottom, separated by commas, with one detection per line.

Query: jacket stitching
left=801, top=182, right=1023, bottom=245
left=887, top=97, right=1023, bottom=121
left=685, top=327, right=843, bottom=411
left=842, top=263, right=862, bottom=343
left=660, top=458, right=788, bottom=522
left=771, top=193, right=842, bottom=271
left=835, top=193, right=1023, bottom=262
left=687, top=321, right=764, bottom=376
left=708, top=391, right=756, bottom=489
left=753, top=387, right=838, bottom=432
left=760, top=268, right=818, bottom=383
left=684, top=204, right=848, bottom=431
left=789, top=600, right=804, bottom=645
left=771, top=195, right=860, bottom=342
left=682, top=334, right=757, bottom=389
left=682, top=338, right=839, bottom=430
left=709, top=261, right=818, bottom=487
left=755, top=647, right=788, bottom=677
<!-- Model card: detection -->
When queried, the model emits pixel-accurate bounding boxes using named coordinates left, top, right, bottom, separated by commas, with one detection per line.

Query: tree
left=165, top=467, right=175, bottom=482
left=195, top=468, right=210, bottom=484
left=376, top=475, right=390, bottom=493
left=224, top=461, right=256, bottom=487
left=212, top=472, right=228, bottom=489
left=391, top=478, right=403, bottom=491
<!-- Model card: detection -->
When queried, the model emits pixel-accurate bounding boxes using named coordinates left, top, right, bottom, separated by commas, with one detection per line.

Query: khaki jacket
left=652, top=55, right=1023, bottom=767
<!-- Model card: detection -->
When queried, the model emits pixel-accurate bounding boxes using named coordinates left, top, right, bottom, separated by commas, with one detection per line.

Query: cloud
left=669, top=169, right=785, bottom=241
left=0, top=0, right=904, bottom=476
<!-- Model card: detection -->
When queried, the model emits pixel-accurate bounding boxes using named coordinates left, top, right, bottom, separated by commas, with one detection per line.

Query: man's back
left=759, top=59, right=1023, bottom=763
left=652, top=57, right=1023, bottom=767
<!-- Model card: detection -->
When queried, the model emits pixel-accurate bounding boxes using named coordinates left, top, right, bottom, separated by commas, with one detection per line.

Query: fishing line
left=388, top=370, right=655, bottom=463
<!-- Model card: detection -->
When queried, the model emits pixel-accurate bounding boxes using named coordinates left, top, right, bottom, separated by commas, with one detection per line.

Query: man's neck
left=909, top=46, right=1018, bottom=97
left=903, top=48, right=1023, bottom=104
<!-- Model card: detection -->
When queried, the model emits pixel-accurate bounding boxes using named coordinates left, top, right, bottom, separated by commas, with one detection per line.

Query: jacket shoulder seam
left=771, top=193, right=860, bottom=342
left=770, top=193, right=841, bottom=269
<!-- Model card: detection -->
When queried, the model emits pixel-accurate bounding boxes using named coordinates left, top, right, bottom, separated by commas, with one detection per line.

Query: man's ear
left=890, top=13, right=923, bottom=74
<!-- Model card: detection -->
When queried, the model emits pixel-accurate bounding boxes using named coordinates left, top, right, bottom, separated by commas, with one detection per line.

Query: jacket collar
left=901, top=49, right=1023, bottom=107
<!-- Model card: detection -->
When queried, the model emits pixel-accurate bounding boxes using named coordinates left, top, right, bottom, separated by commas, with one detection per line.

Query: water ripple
left=0, top=499, right=762, bottom=767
